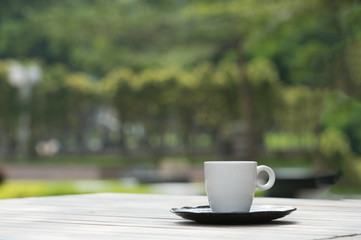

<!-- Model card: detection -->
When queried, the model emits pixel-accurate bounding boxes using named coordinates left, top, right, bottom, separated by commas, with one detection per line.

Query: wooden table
left=0, top=193, right=360, bottom=240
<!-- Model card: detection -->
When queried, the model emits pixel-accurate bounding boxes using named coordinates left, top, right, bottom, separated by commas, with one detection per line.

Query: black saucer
left=170, top=205, right=296, bottom=224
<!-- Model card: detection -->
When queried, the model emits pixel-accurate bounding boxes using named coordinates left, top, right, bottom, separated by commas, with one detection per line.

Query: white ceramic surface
left=204, top=161, right=275, bottom=213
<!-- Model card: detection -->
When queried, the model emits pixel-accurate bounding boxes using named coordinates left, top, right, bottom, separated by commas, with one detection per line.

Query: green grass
left=2, top=154, right=359, bottom=198
left=0, top=179, right=151, bottom=199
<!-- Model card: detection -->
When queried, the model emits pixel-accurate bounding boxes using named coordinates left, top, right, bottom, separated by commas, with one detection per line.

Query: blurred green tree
left=0, top=60, right=19, bottom=155
left=0, top=0, right=360, bottom=187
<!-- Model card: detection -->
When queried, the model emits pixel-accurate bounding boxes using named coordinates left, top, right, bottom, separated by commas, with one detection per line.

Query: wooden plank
left=0, top=193, right=359, bottom=240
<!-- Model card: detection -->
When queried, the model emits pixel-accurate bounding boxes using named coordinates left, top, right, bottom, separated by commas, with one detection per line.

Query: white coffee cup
left=204, top=161, right=275, bottom=213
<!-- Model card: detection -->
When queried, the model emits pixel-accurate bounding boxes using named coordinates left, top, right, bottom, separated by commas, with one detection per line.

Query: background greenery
left=1, top=0, right=361, bottom=197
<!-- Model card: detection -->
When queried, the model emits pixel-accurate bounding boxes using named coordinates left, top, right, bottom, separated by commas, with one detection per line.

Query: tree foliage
left=1, top=0, right=361, bottom=184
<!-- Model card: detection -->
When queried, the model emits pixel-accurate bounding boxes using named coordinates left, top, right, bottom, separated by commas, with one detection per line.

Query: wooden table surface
left=0, top=193, right=360, bottom=240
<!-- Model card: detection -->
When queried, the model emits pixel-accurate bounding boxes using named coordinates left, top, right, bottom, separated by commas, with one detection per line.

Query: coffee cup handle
left=256, top=165, right=276, bottom=191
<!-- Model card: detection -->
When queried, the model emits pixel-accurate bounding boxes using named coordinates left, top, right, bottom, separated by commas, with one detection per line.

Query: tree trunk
left=236, top=40, right=258, bottom=161
left=0, top=126, right=9, bottom=156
